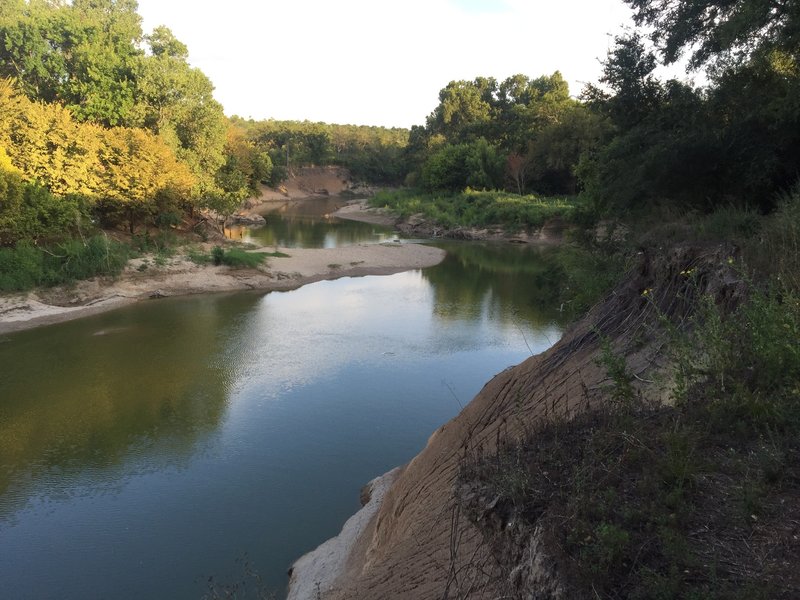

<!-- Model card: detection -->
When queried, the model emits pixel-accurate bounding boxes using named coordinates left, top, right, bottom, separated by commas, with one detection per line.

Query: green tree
left=426, top=78, right=496, bottom=143
left=421, top=138, right=504, bottom=192
left=0, top=0, right=144, bottom=126
left=626, top=0, right=800, bottom=69
left=135, top=31, right=226, bottom=199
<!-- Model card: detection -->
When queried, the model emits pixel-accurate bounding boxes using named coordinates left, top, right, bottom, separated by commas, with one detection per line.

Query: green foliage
left=0, top=0, right=227, bottom=204
left=0, top=0, right=143, bottom=126
left=371, top=189, right=581, bottom=231
left=0, top=235, right=129, bottom=291
left=232, top=118, right=409, bottom=185
left=625, top=0, right=800, bottom=69
left=186, top=247, right=212, bottom=265
left=580, top=33, right=800, bottom=214
left=0, top=168, right=86, bottom=246
left=210, top=246, right=267, bottom=269
left=420, top=138, right=505, bottom=192
left=596, top=335, right=636, bottom=408
left=412, top=72, right=587, bottom=195
left=211, top=245, right=225, bottom=265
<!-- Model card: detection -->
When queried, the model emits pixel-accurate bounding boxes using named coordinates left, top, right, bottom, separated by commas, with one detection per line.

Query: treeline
left=0, top=0, right=275, bottom=244
left=406, top=0, right=800, bottom=217
left=405, top=72, right=604, bottom=196
left=229, top=117, right=409, bottom=185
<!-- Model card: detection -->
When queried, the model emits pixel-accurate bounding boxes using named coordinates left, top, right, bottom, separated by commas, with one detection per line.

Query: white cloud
left=136, top=0, right=635, bottom=127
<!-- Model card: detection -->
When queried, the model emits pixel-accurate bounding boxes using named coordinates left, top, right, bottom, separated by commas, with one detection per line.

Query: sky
left=135, top=0, right=638, bottom=128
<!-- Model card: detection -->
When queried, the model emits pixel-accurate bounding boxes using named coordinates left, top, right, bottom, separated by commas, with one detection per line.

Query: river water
left=0, top=200, right=566, bottom=599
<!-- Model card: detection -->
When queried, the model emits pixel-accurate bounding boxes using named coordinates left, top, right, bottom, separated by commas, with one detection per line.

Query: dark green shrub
left=219, top=247, right=266, bottom=268
left=0, top=236, right=129, bottom=291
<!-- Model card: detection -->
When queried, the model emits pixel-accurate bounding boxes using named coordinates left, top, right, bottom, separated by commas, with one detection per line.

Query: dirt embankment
left=245, top=166, right=379, bottom=207
left=290, top=243, right=742, bottom=599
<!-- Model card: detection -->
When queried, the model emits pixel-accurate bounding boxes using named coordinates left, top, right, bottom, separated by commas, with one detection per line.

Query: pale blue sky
left=134, top=0, right=675, bottom=127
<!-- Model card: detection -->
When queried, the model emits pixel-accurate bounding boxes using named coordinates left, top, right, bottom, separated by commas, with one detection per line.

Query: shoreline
left=333, top=199, right=566, bottom=244
left=286, top=467, right=403, bottom=600
left=0, top=243, right=445, bottom=335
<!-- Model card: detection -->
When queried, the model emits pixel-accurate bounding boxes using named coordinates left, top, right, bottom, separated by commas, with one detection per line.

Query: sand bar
left=0, top=242, right=445, bottom=335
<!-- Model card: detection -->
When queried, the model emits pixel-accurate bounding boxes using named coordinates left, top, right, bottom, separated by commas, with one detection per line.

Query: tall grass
left=0, top=236, right=130, bottom=292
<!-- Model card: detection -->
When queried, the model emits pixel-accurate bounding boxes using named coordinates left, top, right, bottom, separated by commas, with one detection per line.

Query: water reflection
left=424, top=241, right=569, bottom=328
left=225, top=197, right=396, bottom=248
left=0, top=294, right=261, bottom=514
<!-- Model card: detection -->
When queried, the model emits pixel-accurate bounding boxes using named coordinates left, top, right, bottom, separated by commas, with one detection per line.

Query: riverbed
left=0, top=200, right=567, bottom=598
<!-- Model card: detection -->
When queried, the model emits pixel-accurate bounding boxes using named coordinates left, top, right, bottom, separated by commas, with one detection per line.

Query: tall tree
left=135, top=27, right=226, bottom=197
left=426, top=78, right=496, bottom=143
left=625, top=0, right=800, bottom=69
left=0, top=0, right=144, bottom=126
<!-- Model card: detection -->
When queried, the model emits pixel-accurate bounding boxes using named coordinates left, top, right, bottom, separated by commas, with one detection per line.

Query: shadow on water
left=423, top=241, right=573, bottom=328
left=0, top=293, right=262, bottom=515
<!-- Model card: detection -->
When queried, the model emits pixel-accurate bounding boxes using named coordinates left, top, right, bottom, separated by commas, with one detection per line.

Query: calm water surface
left=225, top=197, right=396, bottom=248
left=0, top=204, right=567, bottom=599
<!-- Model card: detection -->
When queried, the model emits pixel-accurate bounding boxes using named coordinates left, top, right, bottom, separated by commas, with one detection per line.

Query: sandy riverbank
left=0, top=242, right=445, bottom=335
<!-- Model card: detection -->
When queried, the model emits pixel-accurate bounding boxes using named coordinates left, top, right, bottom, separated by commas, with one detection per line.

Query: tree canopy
left=626, top=0, right=800, bottom=69
left=405, top=72, right=599, bottom=195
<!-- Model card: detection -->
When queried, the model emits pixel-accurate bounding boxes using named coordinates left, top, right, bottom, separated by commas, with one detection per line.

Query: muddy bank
left=0, top=243, right=445, bottom=335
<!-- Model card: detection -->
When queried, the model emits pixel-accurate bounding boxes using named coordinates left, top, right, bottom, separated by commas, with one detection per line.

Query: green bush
left=0, top=235, right=130, bottom=291
left=370, top=189, right=581, bottom=231
left=220, top=248, right=267, bottom=268
left=209, top=246, right=267, bottom=269
left=0, top=170, right=87, bottom=246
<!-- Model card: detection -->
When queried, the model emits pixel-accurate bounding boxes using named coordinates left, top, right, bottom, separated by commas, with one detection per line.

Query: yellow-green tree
left=96, top=127, right=196, bottom=232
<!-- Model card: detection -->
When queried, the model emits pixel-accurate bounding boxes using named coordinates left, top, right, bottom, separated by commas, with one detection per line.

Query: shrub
left=0, top=235, right=129, bottom=291
left=370, top=189, right=581, bottom=231
left=220, top=247, right=267, bottom=268
left=209, top=246, right=267, bottom=269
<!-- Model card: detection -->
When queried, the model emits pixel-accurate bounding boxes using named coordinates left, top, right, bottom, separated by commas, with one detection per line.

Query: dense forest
left=392, top=0, right=799, bottom=214
left=3, top=0, right=798, bottom=252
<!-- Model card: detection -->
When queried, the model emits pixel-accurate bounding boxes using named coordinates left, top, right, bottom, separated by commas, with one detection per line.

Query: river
left=0, top=199, right=567, bottom=599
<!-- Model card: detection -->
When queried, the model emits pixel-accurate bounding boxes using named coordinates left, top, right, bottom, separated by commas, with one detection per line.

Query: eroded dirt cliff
left=326, top=243, right=743, bottom=599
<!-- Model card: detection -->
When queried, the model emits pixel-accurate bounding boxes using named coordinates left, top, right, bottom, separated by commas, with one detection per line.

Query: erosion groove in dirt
left=323, top=243, right=743, bottom=599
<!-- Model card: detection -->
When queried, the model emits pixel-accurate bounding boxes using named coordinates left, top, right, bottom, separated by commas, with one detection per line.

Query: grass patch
left=370, top=188, right=584, bottom=231
left=0, top=235, right=130, bottom=291
left=210, top=246, right=268, bottom=269
left=190, top=247, right=286, bottom=266
left=187, top=247, right=213, bottom=265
